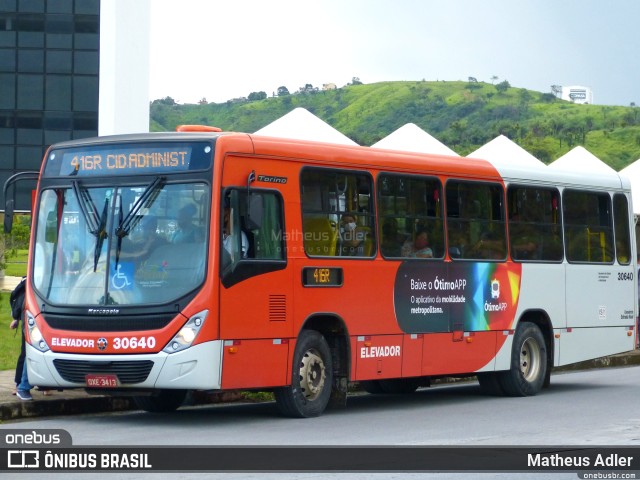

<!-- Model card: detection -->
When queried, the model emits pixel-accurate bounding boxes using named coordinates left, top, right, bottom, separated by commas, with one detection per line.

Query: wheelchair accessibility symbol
left=111, top=263, right=133, bottom=290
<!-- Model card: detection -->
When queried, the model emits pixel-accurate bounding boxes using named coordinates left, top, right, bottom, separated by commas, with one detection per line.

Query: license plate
left=85, top=374, right=119, bottom=388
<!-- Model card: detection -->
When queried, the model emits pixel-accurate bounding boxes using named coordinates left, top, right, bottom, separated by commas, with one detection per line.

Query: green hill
left=150, top=80, right=640, bottom=170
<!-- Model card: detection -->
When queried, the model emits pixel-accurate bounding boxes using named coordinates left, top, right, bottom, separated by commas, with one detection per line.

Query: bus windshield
left=33, top=181, right=209, bottom=306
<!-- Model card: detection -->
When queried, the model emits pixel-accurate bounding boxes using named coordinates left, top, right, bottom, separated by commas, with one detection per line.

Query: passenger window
left=446, top=181, right=506, bottom=260
left=563, top=190, right=613, bottom=263
left=300, top=168, right=375, bottom=257
left=507, top=186, right=563, bottom=262
left=378, top=174, right=444, bottom=259
left=613, top=194, right=631, bottom=265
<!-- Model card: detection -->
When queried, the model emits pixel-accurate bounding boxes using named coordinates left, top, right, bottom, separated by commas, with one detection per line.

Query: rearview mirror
left=3, top=199, right=14, bottom=233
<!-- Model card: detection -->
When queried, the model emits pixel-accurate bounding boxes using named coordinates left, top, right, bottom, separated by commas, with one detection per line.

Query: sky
left=148, top=0, right=640, bottom=107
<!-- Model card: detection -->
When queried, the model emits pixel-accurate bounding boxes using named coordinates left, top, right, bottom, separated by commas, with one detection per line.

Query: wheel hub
left=299, top=349, right=326, bottom=400
left=520, top=337, right=541, bottom=382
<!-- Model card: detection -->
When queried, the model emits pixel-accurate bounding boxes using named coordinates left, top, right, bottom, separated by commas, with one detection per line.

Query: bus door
left=218, top=182, right=290, bottom=389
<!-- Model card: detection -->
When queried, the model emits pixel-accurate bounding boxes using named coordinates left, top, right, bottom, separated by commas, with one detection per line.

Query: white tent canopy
left=370, top=123, right=458, bottom=156
left=468, top=135, right=546, bottom=167
left=254, top=107, right=358, bottom=146
left=549, top=146, right=617, bottom=175
left=619, top=158, right=640, bottom=214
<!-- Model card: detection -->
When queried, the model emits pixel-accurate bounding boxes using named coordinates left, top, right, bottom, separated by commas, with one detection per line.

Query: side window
left=613, top=193, right=631, bottom=265
left=378, top=174, right=444, bottom=259
left=507, top=186, right=563, bottom=262
left=221, top=188, right=286, bottom=288
left=563, top=190, right=613, bottom=263
left=300, top=168, right=375, bottom=258
left=446, top=181, right=506, bottom=260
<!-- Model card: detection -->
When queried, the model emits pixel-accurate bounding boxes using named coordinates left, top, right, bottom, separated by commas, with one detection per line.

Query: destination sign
left=302, top=267, right=343, bottom=287
left=43, top=142, right=213, bottom=177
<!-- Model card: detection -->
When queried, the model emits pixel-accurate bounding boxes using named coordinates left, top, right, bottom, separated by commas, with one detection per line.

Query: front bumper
left=25, top=340, right=224, bottom=390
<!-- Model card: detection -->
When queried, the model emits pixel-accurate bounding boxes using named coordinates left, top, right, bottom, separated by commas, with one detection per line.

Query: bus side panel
left=517, top=264, right=566, bottom=328
left=402, top=334, right=423, bottom=377
left=565, top=264, right=635, bottom=329
left=556, top=326, right=635, bottom=365
left=421, top=331, right=498, bottom=376
left=220, top=339, right=290, bottom=389
left=352, top=334, right=403, bottom=381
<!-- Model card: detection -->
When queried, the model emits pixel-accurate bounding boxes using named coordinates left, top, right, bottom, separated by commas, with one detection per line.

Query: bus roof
left=49, top=131, right=628, bottom=192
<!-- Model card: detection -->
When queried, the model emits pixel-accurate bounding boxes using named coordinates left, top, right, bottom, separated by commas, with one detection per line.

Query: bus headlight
left=27, top=310, right=50, bottom=352
left=163, top=309, right=208, bottom=354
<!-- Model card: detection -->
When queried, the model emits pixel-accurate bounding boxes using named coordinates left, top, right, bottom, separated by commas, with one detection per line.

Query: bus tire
left=134, top=389, right=187, bottom=413
left=274, top=330, right=333, bottom=418
left=498, top=322, right=547, bottom=396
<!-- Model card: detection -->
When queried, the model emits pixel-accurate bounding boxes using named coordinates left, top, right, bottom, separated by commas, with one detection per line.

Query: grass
left=0, top=249, right=28, bottom=371
left=4, top=249, right=28, bottom=277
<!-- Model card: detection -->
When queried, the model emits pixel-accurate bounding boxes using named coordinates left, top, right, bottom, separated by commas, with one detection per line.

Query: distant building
left=322, top=83, right=337, bottom=91
left=1, top=0, right=150, bottom=211
left=561, top=86, right=593, bottom=104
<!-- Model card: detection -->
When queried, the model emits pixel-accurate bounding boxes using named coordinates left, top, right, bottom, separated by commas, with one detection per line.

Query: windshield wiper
left=71, top=181, right=109, bottom=272
left=115, top=176, right=165, bottom=239
left=93, top=197, right=109, bottom=272
left=72, top=180, right=100, bottom=235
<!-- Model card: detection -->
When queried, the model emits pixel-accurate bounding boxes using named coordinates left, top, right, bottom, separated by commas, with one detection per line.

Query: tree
left=495, top=80, right=511, bottom=94
left=468, top=76, right=478, bottom=83
left=248, top=91, right=267, bottom=101
left=198, top=97, right=208, bottom=105
left=277, top=86, right=290, bottom=96
left=298, top=84, right=318, bottom=94
left=351, top=77, right=363, bottom=85
left=153, top=96, right=176, bottom=106
left=490, top=75, right=499, bottom=85
left=550, top=85, right=562, bottom=97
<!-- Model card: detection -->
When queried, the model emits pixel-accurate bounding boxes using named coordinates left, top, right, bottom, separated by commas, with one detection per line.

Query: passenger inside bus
left=401, top=229, right=433, bottom=258
left=223, top=205, right=249, bottom=259
left=171, top=204, right=198, bottom=243
left=339, top=213, right=366, bottom=256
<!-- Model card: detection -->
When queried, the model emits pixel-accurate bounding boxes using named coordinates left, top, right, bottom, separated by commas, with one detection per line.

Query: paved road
left=3, top=366, right=640, bottom=480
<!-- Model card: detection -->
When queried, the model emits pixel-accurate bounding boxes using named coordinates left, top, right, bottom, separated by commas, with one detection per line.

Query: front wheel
left=274, top=330, right=333, bottom=418
left=498, top=322, right=547, bottom=396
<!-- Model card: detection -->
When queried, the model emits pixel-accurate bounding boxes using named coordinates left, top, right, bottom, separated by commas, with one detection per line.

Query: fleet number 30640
left=113, top=336, right=156, bottom=350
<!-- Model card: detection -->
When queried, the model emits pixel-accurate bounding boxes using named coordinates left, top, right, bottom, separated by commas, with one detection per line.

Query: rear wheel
left=134, top=389, right=187, bottom=413
left=498, top=322, right=547, bottom=396
left=275, top=330, right=333, bottom=418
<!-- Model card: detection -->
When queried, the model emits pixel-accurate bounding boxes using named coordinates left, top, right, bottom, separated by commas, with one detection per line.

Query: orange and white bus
left=4, top=128, right=637, bottom=417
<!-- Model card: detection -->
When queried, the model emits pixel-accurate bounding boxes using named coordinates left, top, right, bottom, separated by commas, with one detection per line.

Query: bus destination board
left=302, top=267, right=343, bottom=287
left=43, top=142, right=213, bottom=177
